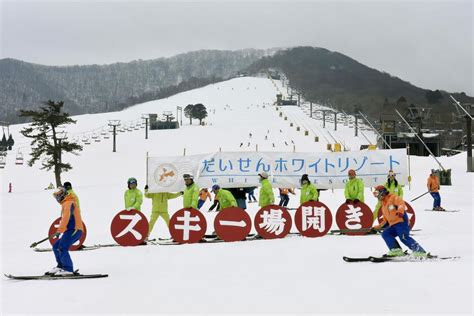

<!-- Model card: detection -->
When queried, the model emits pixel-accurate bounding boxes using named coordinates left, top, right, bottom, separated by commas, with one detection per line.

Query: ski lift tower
left=108, top=120, right=121, bottom=152
left=451, top=95, right=474, bottom=172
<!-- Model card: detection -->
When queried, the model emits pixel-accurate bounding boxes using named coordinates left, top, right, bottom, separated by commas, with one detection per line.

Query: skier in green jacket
left=344, top=169, right=364, bottom=204
left=210, top=185, right=237, bottom=211
left=299, top=174, right=318, bottom=204
left=258, top=172, right=275, bottom=207
left=182, top=174, right=199, bottom=209
left=373, top=170, right=404, bottom=220
left=124, top=177, right=143, bottom=211
left=144, top=184, right=183, bottom=235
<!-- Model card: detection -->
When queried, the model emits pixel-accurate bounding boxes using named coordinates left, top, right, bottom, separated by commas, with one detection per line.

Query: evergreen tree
left=19, top=100, right=83, bottom=187
left=192, top=103, right=208, bottom=124
left=425, top=89, right=443, bottom=104
left=184, top=104, right=194, bottom=124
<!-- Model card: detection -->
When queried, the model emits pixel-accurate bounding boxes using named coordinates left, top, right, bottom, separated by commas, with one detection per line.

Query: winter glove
left=53, top=232, right=61, bottom=238
left=345, top=199, right=351, bottom=204
left=180, top=191, right=184, bottom=195
left=368, top=228, right=378, bottom=234
left=144, top=185, right=149, bottom=190
left=126, top=207, right=133, bottom=211
left=353, top=199, right=360, bottom=204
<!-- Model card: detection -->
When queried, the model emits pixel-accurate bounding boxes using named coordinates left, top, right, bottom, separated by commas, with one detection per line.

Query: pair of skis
left=5, top=270, right=108, bottom=280
left=343, top=254, right=459, bottom=263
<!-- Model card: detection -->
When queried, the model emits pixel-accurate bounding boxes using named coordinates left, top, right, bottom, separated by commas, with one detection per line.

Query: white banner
left=147, top=149, right=408, bottom=192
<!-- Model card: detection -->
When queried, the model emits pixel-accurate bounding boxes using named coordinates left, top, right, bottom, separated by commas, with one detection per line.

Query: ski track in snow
left=1, top=77, right=472, bottom=314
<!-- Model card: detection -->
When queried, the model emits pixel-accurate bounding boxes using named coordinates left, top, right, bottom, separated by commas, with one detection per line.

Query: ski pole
left=330, top=228, right=379, bottom=234
left=30, top=233, right=57, bottom=248
left=410, top=191, right=430, bottom=202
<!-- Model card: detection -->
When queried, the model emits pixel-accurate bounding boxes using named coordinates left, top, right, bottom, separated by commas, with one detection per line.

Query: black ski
left=5, top=273, right=108, bottom=280
left=156, top=234, right=256, bottom=245
left=342, top=256, right=372, bottom=262
left=369, top=254, right=460, bottom=263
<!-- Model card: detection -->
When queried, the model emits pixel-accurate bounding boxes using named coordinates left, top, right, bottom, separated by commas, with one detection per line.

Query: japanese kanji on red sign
left=377, top=201, right=416, bottom=229
left=48, top=217, right=87, bottom=250
left=214, top=207, right=252, bottom=242
left=110, top=209, right=149, bottom=246
left=169, top=208, right=207, bottom=243
left=254, top=205, right=292, bottom=239
left=294, top=201, right=333, bottom=237
left=336, top=201, right=373, bottom=235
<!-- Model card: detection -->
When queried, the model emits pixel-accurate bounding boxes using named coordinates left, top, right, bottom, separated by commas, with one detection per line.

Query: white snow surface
left=1, top=77, right=473, bottom=315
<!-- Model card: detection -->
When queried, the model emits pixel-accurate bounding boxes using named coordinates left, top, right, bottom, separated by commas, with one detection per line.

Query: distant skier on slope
left=124, top=177, right=143, bottom=211
left=427, top=169, right=445, bottom=211
left=46, top=186, right=84, bottom=276
left=371, top=185, right=428, bottom=258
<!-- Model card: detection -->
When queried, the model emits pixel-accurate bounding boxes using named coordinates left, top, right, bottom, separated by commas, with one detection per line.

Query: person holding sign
left=373, top=170, right=403, bottom=220
left=124, top=177, right=143, bottom=211
left=144, top=185, right=183, bottom=236
left=183, top=174, right=200, bottom=209
left=258, top=172, right=275, bottom=207
left=299, top=174, right=318, bottom=204
left=344, top=169, right=364, bottom=204
left=210, top=185, right=237, bottom=211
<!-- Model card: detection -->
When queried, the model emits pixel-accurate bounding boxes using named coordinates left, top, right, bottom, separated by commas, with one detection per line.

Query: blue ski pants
left=53, top=230, right=83, bottom=272
left=279, top=195, right=289, bottom=207
left=197, top=199, right=205, bottom=209
left=381, top=220, right=425, bottom=252
left=430, top=192, right=441, bottom=208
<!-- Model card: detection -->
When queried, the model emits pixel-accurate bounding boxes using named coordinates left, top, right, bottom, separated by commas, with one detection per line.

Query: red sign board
left=169, top=208, right=207, bottom=244
left=254, top=205, right=292, bottom=239
left=48, top=217, right=87, bottom=250
left=214, top=207, right=252, bottom=242
left=294, top=201, right=333, bottom=237
left=377, top=201, right=416, bottom=229
left=335, top=201, right=373, bottom=235
left=110, top=209, right=149, bottom=246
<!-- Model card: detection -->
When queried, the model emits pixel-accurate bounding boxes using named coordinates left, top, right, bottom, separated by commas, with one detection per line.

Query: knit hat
left=300, top=174, right=310, bottom=184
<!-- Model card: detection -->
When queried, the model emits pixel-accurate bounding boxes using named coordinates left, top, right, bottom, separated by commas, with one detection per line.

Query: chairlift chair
left=82, top=136, right=91, bottom=145
left=15, top=151, right=24, bottom=165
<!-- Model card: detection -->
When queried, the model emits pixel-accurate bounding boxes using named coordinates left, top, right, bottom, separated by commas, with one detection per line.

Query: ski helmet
left=53, top=186, right=67, bottom=203
left=211, top=184, right=220, bottom=193
left=373, top=185, right=389, bottom=200
left=127, top=178, right=137, bottom=187
left=300, top=174, right=310, bottom=185
left=183, top=174, right=194, bottom=180
left=63, top=181, right=72, bottom=190
left=258, top=172, right=269, bottom=179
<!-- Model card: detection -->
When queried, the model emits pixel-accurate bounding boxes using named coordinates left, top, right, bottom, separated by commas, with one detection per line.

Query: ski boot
left=384, top=248, right=406, bottom=257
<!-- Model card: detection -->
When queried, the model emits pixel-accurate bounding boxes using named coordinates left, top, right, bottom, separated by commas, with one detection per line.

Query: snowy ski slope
left=1, top=77, right=472, bottom=314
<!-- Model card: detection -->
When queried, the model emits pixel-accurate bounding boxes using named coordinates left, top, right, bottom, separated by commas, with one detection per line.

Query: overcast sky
left=1, top=0, right=472, bottom=94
